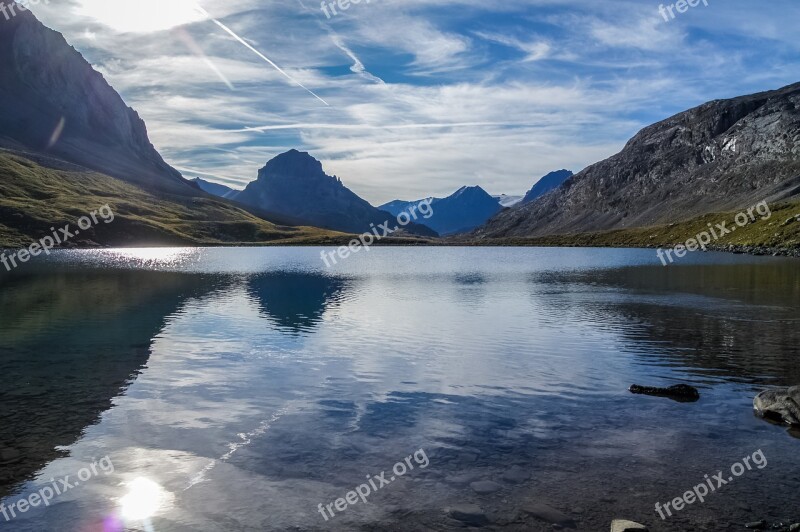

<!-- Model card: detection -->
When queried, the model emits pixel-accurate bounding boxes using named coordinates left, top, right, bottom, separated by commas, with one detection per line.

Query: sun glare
left=119, top=478, right=166, bottom=521
left=75, top=0, right=206, bottom=33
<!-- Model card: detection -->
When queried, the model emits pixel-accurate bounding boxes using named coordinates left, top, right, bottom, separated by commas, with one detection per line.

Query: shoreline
left=1, top=241, right=798, bottom=259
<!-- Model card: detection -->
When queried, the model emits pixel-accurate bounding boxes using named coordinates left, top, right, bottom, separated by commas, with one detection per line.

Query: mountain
left=0, top=151, right=343, bottom=248
left=521, top=170, right=574, bottom=204
left=476, top=82, right=800, bottom=239
left=379, top=198, right=435, bottom=217
left=234, top=150, right=437, bottom=236
left=380, top=186, right=502, bottom=236
left=494, top=194, right=524, bottom=208
left=191, top=177, right=240, bottom=199
left=0, top=10, right=344, bottom=246
left=0, top=8, right=194, bottom=194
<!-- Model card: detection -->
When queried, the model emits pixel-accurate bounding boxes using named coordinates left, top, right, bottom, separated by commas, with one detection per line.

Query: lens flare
left=119, top=478, right=165, bottom=521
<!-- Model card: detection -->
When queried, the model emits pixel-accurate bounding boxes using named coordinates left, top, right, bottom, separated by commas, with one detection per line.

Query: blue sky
left=30, top=0, right=800, bottom=204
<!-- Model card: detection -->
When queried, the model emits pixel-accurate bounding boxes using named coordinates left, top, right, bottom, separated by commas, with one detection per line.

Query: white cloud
left=24, top=0, right=800, bottom=205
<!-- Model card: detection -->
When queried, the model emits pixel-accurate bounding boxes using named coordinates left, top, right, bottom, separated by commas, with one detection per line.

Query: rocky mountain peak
left=258, top=149, right=327, bottom=181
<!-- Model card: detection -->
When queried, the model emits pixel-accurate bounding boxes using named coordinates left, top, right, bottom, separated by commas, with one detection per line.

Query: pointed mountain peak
left=453, top=185, right=491, bottom=198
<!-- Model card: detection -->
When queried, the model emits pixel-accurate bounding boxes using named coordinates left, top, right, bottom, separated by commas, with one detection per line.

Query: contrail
left=194, top=5, right=329, bottom=106
left=175, top=27, right=235, bottom=90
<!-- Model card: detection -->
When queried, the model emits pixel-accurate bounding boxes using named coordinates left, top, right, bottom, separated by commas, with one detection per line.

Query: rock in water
left=501, top=465, right=530, bottom=484
left=449, top=504, right=489, bottom=526
left=629, top=384, right=700, bottom=402
left=470, top=480, right=503, bottom=494
left=611, top=519, right=649, bottom=532
left=754, top=386, right=800, bottom=425
left=522, top=502, right=577, bottom=529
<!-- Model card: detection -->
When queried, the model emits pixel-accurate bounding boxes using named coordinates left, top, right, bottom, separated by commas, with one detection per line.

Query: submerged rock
left=611, top=519, right=648, bottom=532
left=629, top=384, right=700, bottom=402
left=522, top=502, right=577, bottom=529
left=470, top=480, right=503, bottom=494
left=449, top=504, right=489, bottom=526
left=754, top=386, right=800, bottom=425
left=501, top=465, right=530, bottom=484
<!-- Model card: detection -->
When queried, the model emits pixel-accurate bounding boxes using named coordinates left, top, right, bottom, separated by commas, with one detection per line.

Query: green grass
left=0, top=151, right=349, bottom=248
left=479, top=199, right=800, bottom=253
left=3, top=149, right=797, bottom=254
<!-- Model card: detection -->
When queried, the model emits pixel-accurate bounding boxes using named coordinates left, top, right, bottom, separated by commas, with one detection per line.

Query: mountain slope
left=0, top=151, right=343, bottom=248
left=477, top=82, right=800, bottom=239
left=379, top=198, right=435, bottom=218
left=380, top=186, right=502, bottom=235
left=477, top=198, right=800, bottom=258
left=235, top=150, right=437, bottom=236
left=522, top=170, right=573, bottom=204
left=191, top=177, right=240, bottom=199
left=0, top=9, right=351, bottom=244
left=0, top=8, right=194, bottom=194
left=494, top=194, right=524, bottom=207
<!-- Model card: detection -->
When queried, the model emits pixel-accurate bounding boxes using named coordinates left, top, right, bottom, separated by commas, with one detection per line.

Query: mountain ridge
left=0, top=8, right=191, bottom=194
left=192, top=177, right=240, bottom=199
left=379, top=185, right=501, bottom=235
left=475, top=81, right=800, bottom=239
left=522, top=170, right=574, bottom=204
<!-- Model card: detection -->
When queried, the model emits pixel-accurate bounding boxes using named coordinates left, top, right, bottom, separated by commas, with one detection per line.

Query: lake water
left=0, top=247, right=798, bottom=531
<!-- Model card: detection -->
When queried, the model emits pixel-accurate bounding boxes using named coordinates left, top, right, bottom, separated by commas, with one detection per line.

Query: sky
left=29, top=0, right=800, bottom=205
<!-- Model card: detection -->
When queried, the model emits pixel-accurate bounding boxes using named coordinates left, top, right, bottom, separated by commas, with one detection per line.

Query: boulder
left=611, top=519, right=648, bottom=532
left=522, top=502, right=577, bottom=529
left=449, top=504, right=489, bottom=526
left=629, top=384, right=700, bottom=402
left=470, top=480, right=503, bottom=495
left=754, top=386, right=800, bottom=425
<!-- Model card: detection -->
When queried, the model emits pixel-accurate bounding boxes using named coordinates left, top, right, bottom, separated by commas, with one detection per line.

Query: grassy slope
left=477, top=199, right=800, bottom=254
left=3, top=149, right=796, bottom=254
left=0, top=151, right=353, bottom=248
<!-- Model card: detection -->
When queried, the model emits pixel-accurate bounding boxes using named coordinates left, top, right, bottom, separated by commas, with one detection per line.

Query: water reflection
left=530, top=263, right=800, bottom=385
left=0, top=271, right=222, bottom=498
left=245, top=272, right=352, bottom=334
left=0, top=249, right=798, bottom=532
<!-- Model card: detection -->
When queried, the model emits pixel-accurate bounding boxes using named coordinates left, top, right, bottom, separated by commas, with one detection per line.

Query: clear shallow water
left=0, top=247, right=798, bottom=531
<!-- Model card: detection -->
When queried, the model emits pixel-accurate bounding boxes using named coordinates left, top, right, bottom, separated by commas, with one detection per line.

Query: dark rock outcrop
left=0, top=7, right=192, bottom=193
left=235, top=150, right=437, bottom=236
left=629, top=384, right=700, bottom=402
left=754, top=386, right=800, bottom=425
left=476, top=82, right=800, bottom=239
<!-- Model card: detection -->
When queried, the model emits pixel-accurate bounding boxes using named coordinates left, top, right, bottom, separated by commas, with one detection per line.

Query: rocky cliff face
left=0, top=8, right=190, bottom=193
left=235, top=150, right=437, bottom=236
left=476, top=82, right=800, bottom=238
